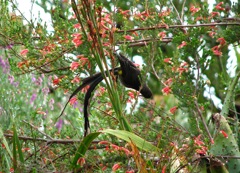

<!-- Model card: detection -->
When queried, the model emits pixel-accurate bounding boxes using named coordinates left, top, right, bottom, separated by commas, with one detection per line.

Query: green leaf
left=13, top=124, right=24, bottom=163
left=210, top=114, right=240, bottom=172
left=72, top=132, right=101, bottom=167
left=101, top=129, right=159, bottom=153
left=0, top=127, right=12, bottom=159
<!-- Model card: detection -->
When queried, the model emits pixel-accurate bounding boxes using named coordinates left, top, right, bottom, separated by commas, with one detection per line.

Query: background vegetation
left=0, top=0, right=240, bottom=172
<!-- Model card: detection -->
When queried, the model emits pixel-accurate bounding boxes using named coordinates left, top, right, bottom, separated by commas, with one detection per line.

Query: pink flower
left=53, top=77, right=60, bottom=86
left=72, top=37, right=83, bottom=47
left=194, top=135, right=208, bottom=155
left=211, top=138, right=215, bottom=144
left=195, top=146, right=208, bottom=155
left=217, top=37, right=226, bottom=45
left=162, top=165, right=166, bottom=173
left=190, top=6, right=201, bottom=15
left=162, top=86, right=171, bottom=95
left=194, top=135, right=205, bottom=146
left=170, top=106, right=178, bottom=114
left=163, top=58, right=172, bottom=64
left=180, top=62, right=189, bottom=67
left=20, top=49, right=29, bottom=56
left=70, top=62, right=80, bottom=71
left=215, top=2, right=225, bottom=11
left=74, top=23, right=81, bottom=29
left=124, top=35, right=134, bottom=41
left=71, top=76, right=81, bottom=83
left=112, top=163, right=121, bottom=172
left=158, top=32, right=166, bottom=40
left=69, top=97, right=78, bottom=106
left=81, top=85, right=90, bottom=93
left=164, top=78, right=173, bottom=85
left=177, top=67, right=188, bottom=74
left=78, top=55, right=91, bottom=69
left=211, top=46, right=222, bottom=56
left=177, top=41, right=187, bottom=49
left=72, top=33, right=83, bottom=47
left=120, top=10, right=130, bottom=16
left=126, top=170, right=135, bottom=173
left=77, top=157, right=86, bottom=166
left=209, top=12, right=220, bottom=19
left=208, top=31, right=216, bottom=38
left=128, top=91, right=135, bottom=99
left=98, top=140, right=110, bottom=145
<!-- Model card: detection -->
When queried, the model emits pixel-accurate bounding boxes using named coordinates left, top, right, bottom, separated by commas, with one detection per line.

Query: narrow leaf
left=13, top=125, right=24, bottom=163
left=101, top=129, right=159, bottom=153
left=72, top=132, right=100, bottom=166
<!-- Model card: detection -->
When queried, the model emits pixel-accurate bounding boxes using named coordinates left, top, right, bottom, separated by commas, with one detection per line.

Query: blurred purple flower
left=5, top=44, right=13, bottom=49
left=30, top=93, right=37, bottom=104
left=72, top=100, right=78, bottom=109
left=35, top=76, right=43, bottom=86
left=8, top=75, right=14, bottom=83
left=31, top=75, right=36, bottom=82
left=8, top=75, right=19, bottom=87
left=42, top=87, right=50, bottom=95
left=55, top=119, right=63, bottom=132
left=49, top=98, right=55, bottom=110
left=0, top=56, right=10, bottom=73
left=48, top=76, right=53, bottom=86
left=31, top=74, right=43, bottom=86
left=78, top=107, right=83, bottom=112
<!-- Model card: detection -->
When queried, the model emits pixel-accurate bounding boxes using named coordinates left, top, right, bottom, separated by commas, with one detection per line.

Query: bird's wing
left=57, top=73, right=103, bottom=119
left=58, top=68, right=120, bottom=119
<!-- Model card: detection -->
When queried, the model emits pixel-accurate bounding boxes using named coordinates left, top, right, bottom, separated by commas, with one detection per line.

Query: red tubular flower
left=162, top=165, right=166, bottom=173
left=208, top=31, right=216, bottom=38
left=217, top=37, right=226, bottom=45
left=177, top=41, right=187, bottom=49
left=112, top=163, right=121, bottom=172
left=211, top=46, right=222, bottom=56
left=124, top=35, right=134, bottom=41
left=20, top=49, right=29, bottom=56
left=71, top=76, right=81, bottom=83
left=69, top=97, right=78, bottom=106
left=74, top=23, right=81, bottom=29
left=77, top=158, right=85, bottom=166
left=70, top=61, right=80, bottom=71
left=72, top=33, right=83, bottom=47
left=220, top=130, right=228, bottom=138
left=170, top=106, right=178, bottom=114
left=162, top=86, right=172, bottom=95
left=163, top=58, right=172, bottom=64
left=215, top=2, right=225, bottom=11
left=128, top=91, right=135, bottom=99
left=190, top=5, right=201, bottom=15
left=158, top=31, right=166, bottom=40
left=53, top=77, right=60, bottom=86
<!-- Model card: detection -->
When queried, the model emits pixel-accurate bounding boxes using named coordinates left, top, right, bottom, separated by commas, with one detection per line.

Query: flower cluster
left=194, top=135, right=208, bottom=155
left=211, top=37, right=226, bottom=56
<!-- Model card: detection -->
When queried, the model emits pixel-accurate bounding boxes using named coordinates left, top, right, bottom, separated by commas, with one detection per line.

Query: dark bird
left=58, top=53, right=152, bottom=136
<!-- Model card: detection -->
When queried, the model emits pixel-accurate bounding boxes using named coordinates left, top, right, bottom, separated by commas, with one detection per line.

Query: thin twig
left=4, top=133, right=83, bottom=144
left=22, top=120, right=54, bottom=140
left=194, top=100, right=213, bottom=142
left=116, top=22, right=240, bottom=33
left=170, top=0, right=183, bottom=24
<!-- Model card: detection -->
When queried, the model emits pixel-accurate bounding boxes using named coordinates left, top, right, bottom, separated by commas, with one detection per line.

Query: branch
left=194, top=100, right=214, bottom=143
left=3, top=133, right=84, bottom=144
left=116, top=22, right=240, bottom=33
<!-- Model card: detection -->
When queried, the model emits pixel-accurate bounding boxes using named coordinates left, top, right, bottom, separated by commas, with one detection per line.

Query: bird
left=58, top=52, right=152, bottom=136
